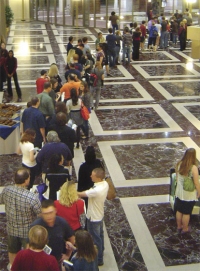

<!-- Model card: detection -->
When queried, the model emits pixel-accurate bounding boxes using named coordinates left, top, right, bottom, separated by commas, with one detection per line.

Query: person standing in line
left=78, top=168, right=109, bottom=266
left=37, top=81, right=55, bottom=130
left=31, top=199, right=75, bottom=267
left=17, top=129, right=40, bottom=190
left=66, top=36, right=74, bottom=54
left=140, top=21, right=147, bottom=51
left=174, top=148, right=200, bottom=233
left=160, top=16, right=168, bottom=49
left=109, top=11, right=119, bottom=34
left=4, top=50, right=22, bottom=102
left=36, top=69, right=49, bottom=94
left=21, top=97, right=46, bottom=148
left=122, top=27, right=132, bottom=64
left=66, top=88, right=84, bottom=148
left=89, top=61, right=104, bottom=111
left=54, top=182, right=85, bottom=231
left=178, top=22, right=186, bottom=51
left=132, top=27, right=141, bottom=60
left=0, top=168, right=41, bottom=269
left=11, top=225, right=60, bottom=271
left=115, top=30, right=122, bottom=64
left=77, top=146, right=104, bottom=209
left=65, top=230, right=99, bottom=271
left=79, top=80, right=91, bottom=138
left=106, top=28, right=117, bottom=68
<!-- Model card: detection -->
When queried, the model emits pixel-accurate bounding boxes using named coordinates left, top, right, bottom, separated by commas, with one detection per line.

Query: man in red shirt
left=140, top=21, right=147, bottom=51
left=36, top=70, right=49, bottom=94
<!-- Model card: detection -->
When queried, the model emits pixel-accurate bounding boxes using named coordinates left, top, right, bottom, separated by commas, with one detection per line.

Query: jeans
left=160, top=31, right=169, bottom=48
left=112, top=24, right=118, bottom=34
left=123, top=46, right=131, bottom=63
left=87, top=219, right=104, bottom=264
left=107, top=48, right=116, bottom=67
left=7, top=72, right=22, bottom=98
left=173, top=33, right=178, bottom=44
left=90, top=86, right=101, bottom=109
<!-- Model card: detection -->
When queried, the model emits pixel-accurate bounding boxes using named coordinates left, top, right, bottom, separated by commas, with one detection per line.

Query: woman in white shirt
left=17, top=129, right=39, bottom=189
left=66, top=88, right=84, bottom=148
left=175, top=148, right=200, bottom=233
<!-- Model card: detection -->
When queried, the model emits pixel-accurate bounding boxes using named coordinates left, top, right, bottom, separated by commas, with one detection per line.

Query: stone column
left=0, top=0, right=7, bottom=42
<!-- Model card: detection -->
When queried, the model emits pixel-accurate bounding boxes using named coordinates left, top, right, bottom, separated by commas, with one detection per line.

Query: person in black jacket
left=4, top=50, right=22, bottom=102
left=77, top=146, right=104, bottom=209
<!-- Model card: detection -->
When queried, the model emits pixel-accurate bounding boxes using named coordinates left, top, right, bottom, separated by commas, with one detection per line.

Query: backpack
left=152, top=27, right=158, bottom=37
left=89, top=69, right=98, bottom=87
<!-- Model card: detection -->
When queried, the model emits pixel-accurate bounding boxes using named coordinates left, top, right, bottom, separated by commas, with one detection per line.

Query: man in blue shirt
left=22, top=97, right=46, bottom=148
left=106, top=28, right=117, bottom=67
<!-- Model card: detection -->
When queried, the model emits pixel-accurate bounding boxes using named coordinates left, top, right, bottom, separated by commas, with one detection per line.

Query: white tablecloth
left=0, top=126, right=20, bottom=155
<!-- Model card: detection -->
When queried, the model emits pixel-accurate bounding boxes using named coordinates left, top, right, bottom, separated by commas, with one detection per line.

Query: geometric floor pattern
left=1, top=21, right=200, bottom=271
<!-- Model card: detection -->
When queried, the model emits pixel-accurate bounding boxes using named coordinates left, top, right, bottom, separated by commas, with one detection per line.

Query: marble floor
left=0, top=21, right=200, bottom=271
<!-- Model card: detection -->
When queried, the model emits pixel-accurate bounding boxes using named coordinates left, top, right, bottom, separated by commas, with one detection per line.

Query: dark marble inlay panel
left=111, top=142, right=186, bottom=179
left=17, top=56, right=49, bottom=65
left=142, top=65, right=195, bottom=76
left=10, top=45, right=48, bottom=53
left=101, top=84, right=143, bottom=99
left=105, top=199, right=147, bottom=271
left=185, top=105, right=200, bottom=121
left=96, top=108, right=168, bottom=130
left=0, top=154, right=21, bottom=186
left=11, top=30, right=44, bottom=35
left=139, top=52, right=173, bottom=61
left=0, top=214, right=8, bottom=271
left=139, top=203, right=200, bottom=266
left=15, top=24, right=44, bottom=29
left=11, top=37, right=46, bottom=43
left=160, top=82, right=200, bottom=96
left=116, top=185, right=170, bottom=198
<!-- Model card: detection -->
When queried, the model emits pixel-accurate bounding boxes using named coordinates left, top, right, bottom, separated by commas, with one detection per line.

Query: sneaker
left=16, top=98, right=22, bottom=102
left=98, top=262, right=104, bottom=266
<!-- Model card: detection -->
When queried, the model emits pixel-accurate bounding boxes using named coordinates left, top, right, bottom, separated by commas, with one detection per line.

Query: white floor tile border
left=150, top=79, right=200, bottom=100
left=133, top=63, right=200, bottom=78
left=121, top=195, right=200, bottom=271
left=6, top=44, right=53, bottom=54
left=102, top=81, right=154, bottom=102
left=89, top=104, right=182, bottom=136
left=173, top=102, right=200, bottom=131
left=10, top=24, right=47, bottom=30
left=7, top=36, right=51, bottom=45
left=174, top=50, right=199, bottom=62
left=16, top=55, right=56, bottom=67
left=133, top=51, right=180, bottom=63
left=9, top=29, right=49, bottom=37
left=98, top=137, right=200, bottom=188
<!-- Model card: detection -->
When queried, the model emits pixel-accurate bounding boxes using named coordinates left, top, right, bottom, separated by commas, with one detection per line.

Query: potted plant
left=5, top=5, right=14, bottom=28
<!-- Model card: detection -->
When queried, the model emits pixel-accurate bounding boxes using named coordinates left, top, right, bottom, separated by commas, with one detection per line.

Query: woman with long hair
left=65, top=230, right=98, bottom=271
left=46, top=153, right=71, bottom=200
left=78, top=146, right=104, bottom=209
left=66, top=88, right=84, bottom=148
left=17, top=129, right=39, bottom=189
left=54, top=182, right=85, bottom=231
left=90, top=61, right=104, bottom=110
left=175, top=148, right=200, bottom=233
left=48, top=63, right=62, bottom=92
left=79, top=80, right=91, bottom=138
